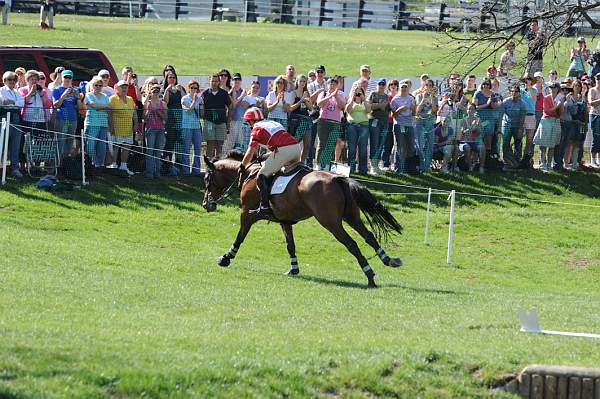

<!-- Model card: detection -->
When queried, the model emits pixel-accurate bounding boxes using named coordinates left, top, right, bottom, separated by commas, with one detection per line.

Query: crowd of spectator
left=1, top=36, right=600, bottom=181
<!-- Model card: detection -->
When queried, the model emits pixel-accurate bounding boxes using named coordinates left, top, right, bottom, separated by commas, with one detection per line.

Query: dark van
left=0, top=46, right=117, bottom=85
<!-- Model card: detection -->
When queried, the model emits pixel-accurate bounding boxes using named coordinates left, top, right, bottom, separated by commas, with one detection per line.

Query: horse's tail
left=336, top=177, right=403, bottom=241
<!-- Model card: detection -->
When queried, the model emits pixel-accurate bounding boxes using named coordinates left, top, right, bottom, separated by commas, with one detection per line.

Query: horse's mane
left=224, top=149, right=244, bottom=161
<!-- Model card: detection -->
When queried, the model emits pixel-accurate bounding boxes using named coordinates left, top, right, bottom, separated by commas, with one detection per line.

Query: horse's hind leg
left=281, top=223, right=299, bottom=276
left=344, top=210, right=402, bottom=268
left=317, top=219, right=377, bottom=288
left=218, top=212, right=255, bottom=267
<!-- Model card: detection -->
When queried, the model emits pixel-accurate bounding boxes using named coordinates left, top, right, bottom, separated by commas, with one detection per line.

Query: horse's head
left=202, top=155, right=238, bottom=212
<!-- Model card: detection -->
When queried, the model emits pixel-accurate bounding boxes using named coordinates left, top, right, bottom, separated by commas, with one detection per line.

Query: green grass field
left=2, top=14, right=600, bottom=398
left=1, top=169, right=600, bottom=398
left=1, top=13, right=578, bottom=77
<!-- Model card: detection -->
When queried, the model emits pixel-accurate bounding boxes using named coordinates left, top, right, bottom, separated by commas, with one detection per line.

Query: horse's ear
left=204, top=155, right=214, bottom=170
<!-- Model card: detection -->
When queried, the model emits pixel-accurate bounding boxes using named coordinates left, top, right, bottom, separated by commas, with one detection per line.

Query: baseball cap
left=547, top=82, right=560, bottom=89
left=315, top=64, right=325, bottom=72
left=327, top=77, right=338, bottom=84
left=533, top=71, right=544, bottom=78
left=595, top=72, right=600, bottom=78
left=116, top=79, right=128, bottom=87
left=150, top=84, right=162, bottom=91
left=15, top=67, right=26, bottom=75
left=577, top=36, right=586, bottom=43
left=79, top=81, right=88, bottom=92
left=61, top=70, right=73, bottom=78
left=360, top=64, right=370, bottom=72
left=98, top=69, right=110, bottom=77
left=377, top=78, right=387, bottom=85
left=400, top=82, right=409, bottom=88
left=420, top=73, right=430, bottom=80
left=232, top=73, right=242, bottom=80
left=487, top=65, right=497, bottom=74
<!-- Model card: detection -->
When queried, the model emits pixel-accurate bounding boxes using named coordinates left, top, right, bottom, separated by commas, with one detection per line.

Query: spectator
left=390, top=81, right=416, bottom=174
left=19, top=70, right=52, bottom=138
left=486, top=65, right=501, bottom=93
left=84, top=76, right=111, bottom=168
left=161, top=65, right=176, bottom=86
left=333, top=75, right=348, bottom=164
left=109, top=80, right=137, bottom=175
left=223, top=72, right=246, bottom=152
left=547, top=70, right=559, bottom=87
left=162, top=71, right=185, bottom=174
left=285, top=65, right=296, bottom=93
left=368, top=78, right=389, bottom=174
left=345, top=86, right=371, bottom=174
left=564, top=80, right=587, bottom=170
left=554, top=82, right=577, bottom=170
left=533, top=71, right=546, bottom=125
left=588, top=73, right=600, bottom=166
left=412, top=74, right=430, bottom=97
left=39, top=0, right=54, bottom=29
left=143, top=84, right=167, bottom=178
left=240, top=80, right=264, bottom=151
left=520, top=76, right=539, bottom=168
left=0, top=71, right=25, bottom=177
left=473, top=79, right=501, bottom=173
left=589, top=41, right=600, bottom=78
left=1, top=0, right=11, bottom=25
left=533, top=82, right=563, bottom=172
left=351, top=65, right=378, bottom=96
left=48, top=66, right=64, bottom=91
left=15, top=67, right=26, bottom=89
left=307, top=70, right=316, bottom=84
left=121, top=66, right=141, bottom=105
left=52, top=69, right=81, bottom=157
left=181, top=80, right=203, bottom=175
left=308, top=64, right=327, bottom=103
left=95, top=69, right=113, bottom=97
left=567, top=37, right=590, bottom=79
left=141, top=76, right=160, bottom=103
left=218, top=69, right=232, bottom=91
left=201, top=73, right=232, bottom=159
left=501, top=84, right=527, bottom=168
left=288, top=74, right=313, bottom=163
left=381, top=79, right=398, bottom=169
left=500, top=41, right=517, bottom=78
left=526, top=19, right=545, bottom=76
left=456, top=104, right=483, bottom=172
left=266, top=75, right=292, bottom=129
left=463, top=75, right=477, bottom=103
left=414, top=78, right=437, bottom=172
left=315, top=77, right=346, bottom=170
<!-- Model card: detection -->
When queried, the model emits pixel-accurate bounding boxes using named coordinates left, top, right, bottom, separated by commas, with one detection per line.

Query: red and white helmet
left=243, top=107, right=264, bottom=123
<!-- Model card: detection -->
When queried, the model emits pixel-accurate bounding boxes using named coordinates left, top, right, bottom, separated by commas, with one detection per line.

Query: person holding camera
left=390, top=82, right=416, bottom=174
left=0, top=72, right=25, bottom=177
left=414, top=78, right=438, bottom=172
left=84, top=76, right=112, bottom=169
left=500, top=85, right=527, bottom=168
left=554, top=83, right=577, bottom=170
left=39, top=0, right=54, bottom=29
left=473, top=79, right=501, bottom=174
left=345, top=86, right=372, bottom=175
left=19, top=70, right=52, bottom=139
left=288, top=75, right=313, bottom=163
left=52, top=69, right=81, bottom=157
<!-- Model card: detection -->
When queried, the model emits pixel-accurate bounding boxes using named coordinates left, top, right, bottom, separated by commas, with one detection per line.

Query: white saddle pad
left=270, top=170, right=301, bottom=195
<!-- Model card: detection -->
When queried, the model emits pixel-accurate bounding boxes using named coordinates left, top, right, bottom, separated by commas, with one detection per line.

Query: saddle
left=269, top=162, right=312, bottom=195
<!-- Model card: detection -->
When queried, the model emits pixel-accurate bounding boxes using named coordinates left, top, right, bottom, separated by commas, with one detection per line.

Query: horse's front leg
left=281, top=223, right=299, bottom=276
left=218, top=211, right=256, bottom=267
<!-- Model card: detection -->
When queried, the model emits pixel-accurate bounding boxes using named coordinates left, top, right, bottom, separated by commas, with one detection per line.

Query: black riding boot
left=250, top=174, right=273, bottom=219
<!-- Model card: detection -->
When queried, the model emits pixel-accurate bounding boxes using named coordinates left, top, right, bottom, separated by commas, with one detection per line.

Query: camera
left=36, top=84, right=43, bottom=92
left=562, top=86, right=573, bottom=93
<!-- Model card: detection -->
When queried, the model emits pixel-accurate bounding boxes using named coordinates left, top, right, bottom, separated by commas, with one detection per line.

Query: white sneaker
left=119, top=163, right=135, bottom=176
left=369, top=166, right=378, bottom=175
left=108, top=163, right=118, bottom=169
left=441, top=165, right=449, bottom=173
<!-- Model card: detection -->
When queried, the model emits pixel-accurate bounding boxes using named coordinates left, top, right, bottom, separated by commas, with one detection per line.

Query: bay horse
left=201, top=151, right=403, bottom=288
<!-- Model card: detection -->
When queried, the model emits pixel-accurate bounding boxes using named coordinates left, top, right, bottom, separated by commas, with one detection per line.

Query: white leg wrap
left=377, top=248, right=390, bottom=262
left=362, top=265, right=372, bottom=273
left=290, top=257, right=299, bottom=269
left=227, top=245, right=238, bottom=258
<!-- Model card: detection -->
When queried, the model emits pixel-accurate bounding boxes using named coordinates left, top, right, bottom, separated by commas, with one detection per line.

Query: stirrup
left=250, top=205, right=273, bottom=218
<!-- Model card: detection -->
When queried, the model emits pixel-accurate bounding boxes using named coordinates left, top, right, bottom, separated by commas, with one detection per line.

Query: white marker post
left=424, top=187, right=432, bottom=245
left=129, top=1, right=133, bottom=25
left=81, top=128, right=88, bottom=186
left=2, top=113, right=11, bottom=185
left=446, top=190, right=456, bottom=265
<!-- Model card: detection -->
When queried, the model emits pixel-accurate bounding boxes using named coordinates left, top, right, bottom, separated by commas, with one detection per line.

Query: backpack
left=61, top=152, right=94, bottom=180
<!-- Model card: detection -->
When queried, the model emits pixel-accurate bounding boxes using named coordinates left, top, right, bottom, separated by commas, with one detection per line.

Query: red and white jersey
left=249, top=120, right=298, bottom=151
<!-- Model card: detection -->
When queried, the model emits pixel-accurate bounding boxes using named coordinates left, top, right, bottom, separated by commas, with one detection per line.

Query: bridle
left=204, top=169, right=238, bottom=205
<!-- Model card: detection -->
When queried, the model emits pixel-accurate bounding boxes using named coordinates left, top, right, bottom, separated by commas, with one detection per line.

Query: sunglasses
left=39, top=76, right=46, bottom=80
left=316, top=70, right=324, bottom=74
left=219, top=74, right=228, bottom=77
left=190, top=86, right=199, bottom=90
left=63, top=76, right=73, bottom=79
left=94, top=84, right=103, bottom=88
left=550, top=72, right=557, bottom=75
left=168, top=75, right=176, bottom=79
left=4, top=78, right=16, bottom=82
left=100, top=75, right=109, bottom=78
left=151, top=89, right=160, bottom=93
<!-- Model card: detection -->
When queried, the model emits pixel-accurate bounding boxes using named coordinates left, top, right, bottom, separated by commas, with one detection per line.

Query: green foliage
left=0, top=170, right=599, bottom=398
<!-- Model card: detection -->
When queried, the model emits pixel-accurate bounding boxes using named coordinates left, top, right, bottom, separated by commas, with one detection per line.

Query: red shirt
left=542, top=94, right=559, bottom=118
left=535, top=90, right=544, bottom=112
left=126, top=84, right=138, bottom=102
left=250, top=120, right=297, bottom=151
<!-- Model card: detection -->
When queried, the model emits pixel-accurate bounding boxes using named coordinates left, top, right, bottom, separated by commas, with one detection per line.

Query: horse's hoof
left=218, top=256, right=230, bottom=267
left=389, top=258, right=403, bottom=268
left=367, top=281, right=378, bottom=289
left=286, top=268, right=300, bottom=276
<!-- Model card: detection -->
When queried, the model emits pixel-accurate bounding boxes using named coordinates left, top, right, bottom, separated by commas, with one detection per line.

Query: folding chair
left=24, top=132, right=60, bottom=177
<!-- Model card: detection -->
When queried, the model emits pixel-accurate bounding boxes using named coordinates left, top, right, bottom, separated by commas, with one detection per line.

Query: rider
left=241, top=107, right=301, bottom=219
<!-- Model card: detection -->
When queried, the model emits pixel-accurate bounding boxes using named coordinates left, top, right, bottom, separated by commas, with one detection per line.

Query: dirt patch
left=568, top=256, right=599, bottom=271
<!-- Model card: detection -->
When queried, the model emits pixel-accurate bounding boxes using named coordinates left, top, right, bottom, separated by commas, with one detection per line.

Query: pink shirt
left=542, top=94, right=559, bottom=118
left=317, top=91, right=343, bottom=122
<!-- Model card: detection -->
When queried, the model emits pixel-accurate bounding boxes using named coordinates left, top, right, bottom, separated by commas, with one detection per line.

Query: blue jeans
left=416, top=117, right=435, bottom=171
left=181, top=128, right=202, bottom=175
left=5, top=114, right=21, bottom=167
left=502, top=123, right=523, bottom=163
left=368, top=118, right=385, bottom=163
left=554, top=119, right=574, bottom=167
left=346, top=123, right=369, bottom=174
left=84, top=125, right=108, bottom=167
left=55, top=118, right=77, bottom=156
left=591, top=114, right=600, bottom=153
left=145, top=128, right=165, bottom=177
left=381, top=122, right=394, bottom=167
left=393, top=124, right=415, bottom=173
